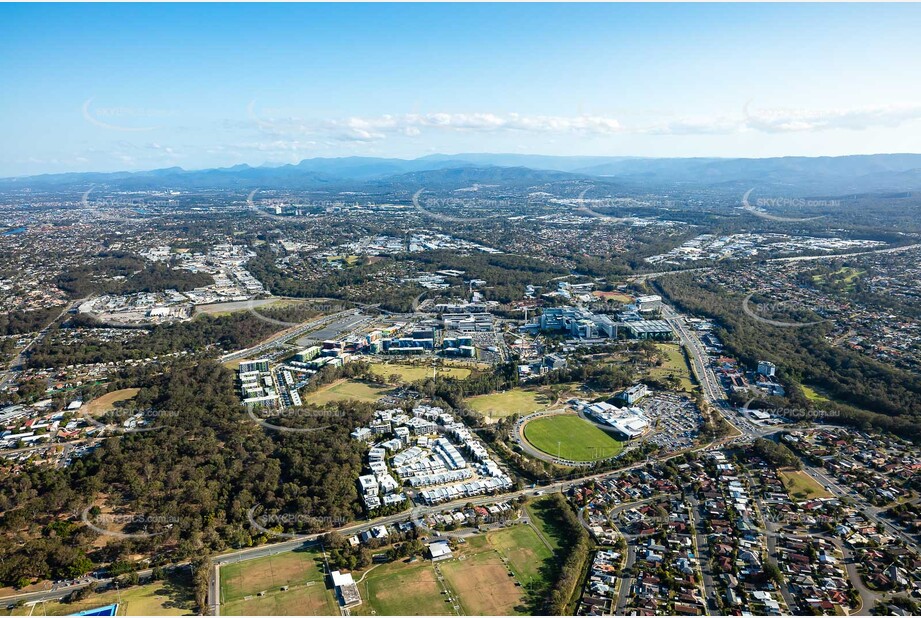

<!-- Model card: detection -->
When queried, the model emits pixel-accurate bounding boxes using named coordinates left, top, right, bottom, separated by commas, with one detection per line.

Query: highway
left=0, top=298, right=85, bottom=389
left=629, top=241, right=921, bottom=285
left=219, top=308, right=362, bottom=362
left=662, top=302, right=919, bottom=612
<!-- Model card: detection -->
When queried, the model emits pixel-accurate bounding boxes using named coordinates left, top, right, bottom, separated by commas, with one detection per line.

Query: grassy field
left=646, top=343, right=696, bottom=392
left=524, top=497, right=569, bottom=552
left=326, top=255, right=361, bottom=267
left=466, top=388, right=552, bottom=421
left=351, top=559, right=453, bottom=616
left=812, top=267, right=864, bottom=292
left=9, top=574, right=194, bottom=616
left=369, top=362, right=471, bottom=384
left=801, top=384, right=832, bottom=403
left=302, top=379, right=390, bottom=406
left=84, top=388, right=140, bottom=416
left=779, top=468, right=832, bottom=501
left=220, top=549, right=338, bottom=616
left=523, top=415, right=624, bottom=462
left=487, top=523, right=554, bottom=583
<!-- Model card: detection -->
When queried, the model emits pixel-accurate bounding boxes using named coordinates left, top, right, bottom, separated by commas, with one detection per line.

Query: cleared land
left=302, top=379, right=390, bottom=406
left=352, top=559, right=452, bottom=616
left=801, top=384, right=832, bottom=403
left=592, top=290, right=633, bottom=303
left=646, top=343, right=696, bottom=392
left=439, top=547, right=525, bottom=615
left=220, top=549, right=338, bottom=616
left=326, top=255, right=361, bottom=267
left=222, top=358, right=250, bottom=371
left=10, top=575, right=194, bottom=616
left=84, top=388, right=140, bottom=416
left=466, top=388, right=552, bottom=420
left=195, top=298, right=280, bottom=316
left=369, top=362, right=471, bottom=384
left=779, top=468, right=833, bottom=500
left=523, top=415, right=624, bottom=462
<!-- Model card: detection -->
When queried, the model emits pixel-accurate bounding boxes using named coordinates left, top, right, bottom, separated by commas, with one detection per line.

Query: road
left=663, top=304, right=781, bottom=443
left=295, top=313, right=373, bottom=347
left=661, top=305, right=724, bottom=407
left=830, top=536, right=880, bottom=615
left=633, top=242, right=921, bottom=283
left=801, top=462, right=920, bottom=552
left=687, top=493, right=718, bottom=614
left=606, top=498, right=657, bottom=615
left=210, top=564, right=220, bottom=617
left=0, top=566, right=163, bottom=608
left=198, top=298, right=754, bottom=613
left=765, top=242, right=921, bottom=263
left=0, top=298, right=85, bottom=388
left=745, top=470, right=799, bottom=613
left=219, top=308, right=361, bottom=362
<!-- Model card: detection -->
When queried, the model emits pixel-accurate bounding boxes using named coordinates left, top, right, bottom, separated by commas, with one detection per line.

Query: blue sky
left=3, top=3, right=921, bottom=176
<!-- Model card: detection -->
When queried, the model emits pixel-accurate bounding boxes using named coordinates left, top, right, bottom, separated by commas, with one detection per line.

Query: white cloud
left=742, top=103, right=921, bottom=133
left=246, top=101, right=921, bottom=144
left=329, top=112, right=624, bottom=140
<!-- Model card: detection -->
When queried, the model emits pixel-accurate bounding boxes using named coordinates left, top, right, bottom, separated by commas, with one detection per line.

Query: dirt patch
left=84, top=388, right=140, bottom=416
left=441, top=552, right=523, bottom=615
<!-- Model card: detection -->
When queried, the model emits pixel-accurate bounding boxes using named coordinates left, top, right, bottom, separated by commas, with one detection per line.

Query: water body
left=1, top=227, right=26, bottom=236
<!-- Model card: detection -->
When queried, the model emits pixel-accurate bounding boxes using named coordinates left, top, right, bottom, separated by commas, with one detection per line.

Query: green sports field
left=351, top=558, right=453, bottom=616
left=778, top=468, right=832, bottom=501
left=220, top=549, right=338, bottom=616
left=523, top=415, right=624, bottom=462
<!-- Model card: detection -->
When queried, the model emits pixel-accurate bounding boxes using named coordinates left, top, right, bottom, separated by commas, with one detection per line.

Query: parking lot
left=638, top=392, right=702, bottom=450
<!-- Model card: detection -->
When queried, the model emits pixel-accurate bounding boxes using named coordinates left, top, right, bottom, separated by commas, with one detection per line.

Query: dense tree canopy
left=0, top=361, right=371, bottom=587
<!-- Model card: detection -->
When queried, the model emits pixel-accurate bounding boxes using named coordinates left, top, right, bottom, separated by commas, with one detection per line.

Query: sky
left=3, top=3, right=921, bottom=176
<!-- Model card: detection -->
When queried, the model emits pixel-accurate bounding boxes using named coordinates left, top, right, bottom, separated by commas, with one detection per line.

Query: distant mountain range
left=3, top=153, right=921, bottom=196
